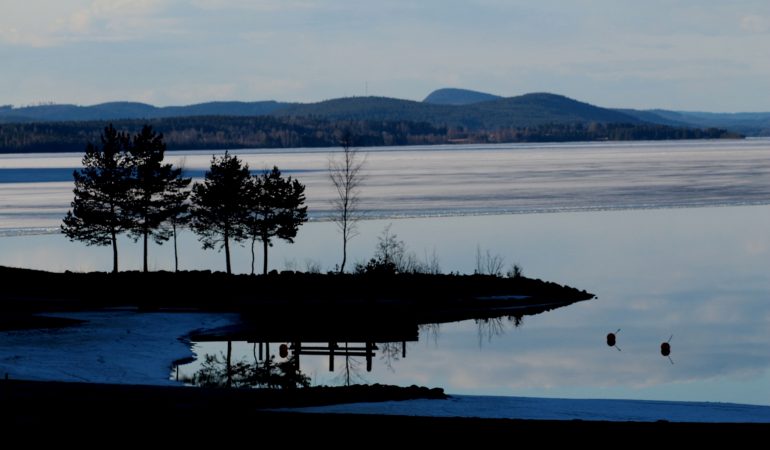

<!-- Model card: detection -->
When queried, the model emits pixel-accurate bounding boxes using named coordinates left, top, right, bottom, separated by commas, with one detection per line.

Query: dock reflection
left=182, top=297, right=572, bottom=386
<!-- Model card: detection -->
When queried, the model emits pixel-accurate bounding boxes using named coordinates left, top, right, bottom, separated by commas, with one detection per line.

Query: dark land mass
left=0, top=92, right=743, bottom=153
left=1, top=379, right=766, bottom=439
left=0, top=313, right=84, bottom=331
left=0, top=100, right=291, bottom=123
left=620, top=108, right=770, bottom=136
left=3, top=268, right=765, bottom=436
left=4, top=88, right=768, bottom=137
left=423, top=87, right=503, bottom=105
left=0, top=265, right=593, bottom=331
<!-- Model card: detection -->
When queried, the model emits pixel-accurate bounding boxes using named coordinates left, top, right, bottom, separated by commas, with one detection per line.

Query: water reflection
left=186, top=333, right=415, bottom=386
left=182, top=307, right=541, bottom=386
left=181, top=350, right=310, bottom=389
left=476, top=316, right=520, bottom=346
left=3, top=204, right=770, bottom=405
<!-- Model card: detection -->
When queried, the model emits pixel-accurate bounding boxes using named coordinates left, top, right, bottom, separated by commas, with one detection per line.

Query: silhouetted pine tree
left=190, top=152, right=251, bottom=274
left=166, top=187, right=191, bottom=273
left=128, top=125, right=191, bottom=272
left=62, top=124, right=133, bottom=273
left=247, top=166, right=308, bottom=275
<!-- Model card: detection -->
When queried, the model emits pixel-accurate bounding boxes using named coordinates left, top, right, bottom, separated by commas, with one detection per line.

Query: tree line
left=480, top=122, right=742, bottom=142
left=0, top=115, right=741, bottom=154
left=62, top=124, right=307, bottom=275
left=0, top=116, right=447, bottom=153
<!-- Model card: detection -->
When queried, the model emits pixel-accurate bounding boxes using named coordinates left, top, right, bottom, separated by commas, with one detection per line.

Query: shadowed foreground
left=1, top=380, right=767, bottom=439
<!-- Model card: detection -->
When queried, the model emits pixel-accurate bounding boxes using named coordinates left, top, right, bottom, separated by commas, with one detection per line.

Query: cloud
left=740, top=14, right=770, bottom=33
left=190, top=0, right=322, bottom=12
left=0, top=0, right=177, bottom=47
left=62, top=0, right=179, bottom=41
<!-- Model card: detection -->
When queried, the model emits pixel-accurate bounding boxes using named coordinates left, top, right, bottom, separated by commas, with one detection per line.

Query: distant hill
left=0, top=101, right=290, bottom=123
left=617, top=108, right=770, bottom=136
left=613, top=109, right=690, bottom=127
left=0, top=92, right=640, bottom=130
left=1, top=89, right=763, bottom=138
left=649, top=110, right=770, bottom=136
left=423, top=88, right=502, bottom=105
left=272, top=93, right=641, bottom=130
left=471, top=93, right=641, bottom=127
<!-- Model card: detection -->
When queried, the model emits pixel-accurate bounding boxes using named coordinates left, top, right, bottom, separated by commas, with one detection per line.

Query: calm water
left=1, top=141, right=769, bottom=405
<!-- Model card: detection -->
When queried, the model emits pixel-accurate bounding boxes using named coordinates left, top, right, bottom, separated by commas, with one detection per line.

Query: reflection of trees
left=476, top=315, right=523, bottom=346
left=328, top=341, right=406, bottom=384
left=379, top=342, right=403, bottom=372
left=332, top=343, right=367, bottom=387
left=476, top=317, right=506, bottom=346
left=418, top=323, right=441, bottom=346
left=183, top=353, right=310, bottom=389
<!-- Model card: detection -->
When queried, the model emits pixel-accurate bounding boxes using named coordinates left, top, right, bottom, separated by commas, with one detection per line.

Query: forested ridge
left=0, top=91, right=759, bottom=151
left=0, top=115, right=739, bottom=153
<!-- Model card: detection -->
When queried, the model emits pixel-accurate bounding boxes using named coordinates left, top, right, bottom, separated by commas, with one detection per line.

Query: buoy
left=279, top=343, right=288, bottom=358
left=606, top=329, right=621, bottom=351
left=661, top=335, right=673, bottom=364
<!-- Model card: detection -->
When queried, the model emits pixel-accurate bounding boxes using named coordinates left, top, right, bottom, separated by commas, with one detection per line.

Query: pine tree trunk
left=250, top=237, right=256, bottom=276
left=111, top=227, right=118, bottom=274
left=224, top=227, right=231, bottom=275
left=142, top=204, right=149, bottom=273
left=172, top=223, right=179, bottom=273
left=226, top=340, right=232, bottom=388
left=143, top=228, right=148, bottom=273
left=262, top=238, right=269, bottom=275
left=340, top=227, right=347, bottom=273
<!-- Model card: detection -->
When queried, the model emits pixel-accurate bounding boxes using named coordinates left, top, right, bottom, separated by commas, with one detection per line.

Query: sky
left=1, top=0, right=770, bottom=112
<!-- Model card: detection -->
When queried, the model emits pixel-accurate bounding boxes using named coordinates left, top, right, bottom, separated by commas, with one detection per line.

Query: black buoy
left=606, top=329, right=621, bottom=351
left=661, top=335, right=673, bottom=364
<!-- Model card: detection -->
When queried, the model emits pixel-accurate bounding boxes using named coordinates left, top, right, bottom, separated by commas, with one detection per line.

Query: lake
left=1, top=140, right=769, bottom=407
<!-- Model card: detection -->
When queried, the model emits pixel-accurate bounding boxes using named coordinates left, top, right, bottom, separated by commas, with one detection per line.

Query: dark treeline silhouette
left=62, top=125, right=191, bottom=273
left=0, top=116, right=447, bottom=152
left=0, top=115, right=740, bottom=153
left=483, top=122, right=741, bottom=142
left=190, top=153, right=307, bottom=275
left=62, top=125, right=307, bottom=274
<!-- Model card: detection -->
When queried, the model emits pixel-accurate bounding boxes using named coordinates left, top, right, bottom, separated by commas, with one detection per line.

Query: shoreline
left=0, top=266, right=593, bottom=319
left=2, top=379, right=768, bottom=435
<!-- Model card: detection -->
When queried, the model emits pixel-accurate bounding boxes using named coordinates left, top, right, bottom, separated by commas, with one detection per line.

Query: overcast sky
left=2, top=0, right=769, bottom=111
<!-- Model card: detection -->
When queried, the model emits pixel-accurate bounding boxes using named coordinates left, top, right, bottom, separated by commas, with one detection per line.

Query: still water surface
left=0, top=141, right=769, bottom=405
left=173, top=206, right=770, bottom=406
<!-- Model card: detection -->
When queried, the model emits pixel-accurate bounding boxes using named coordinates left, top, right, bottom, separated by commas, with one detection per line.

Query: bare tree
left=329, top=133, right=366, bottom=273
left=475, top=245, right=505, bottom=276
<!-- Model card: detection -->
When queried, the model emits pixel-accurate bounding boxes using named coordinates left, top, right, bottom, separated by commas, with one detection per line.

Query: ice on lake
left=3, top=139, right=770, bottom=233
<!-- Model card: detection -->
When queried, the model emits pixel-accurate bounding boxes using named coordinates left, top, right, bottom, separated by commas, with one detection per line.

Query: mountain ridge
left=1, top=89, right=766, bottom=135
left=423, top=88, right=502, bottom=105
